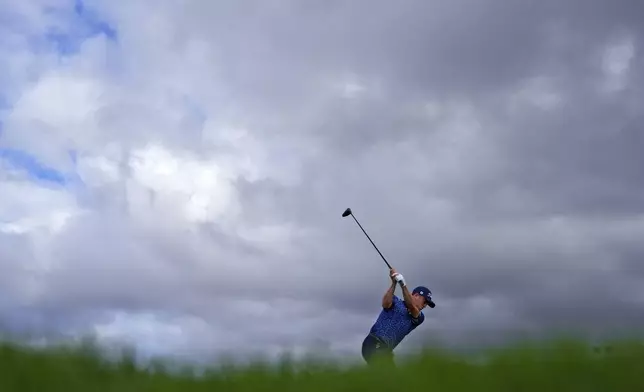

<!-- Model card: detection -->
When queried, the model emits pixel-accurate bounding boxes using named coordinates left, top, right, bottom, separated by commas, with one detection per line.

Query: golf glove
left=393, top=273, right=406, bottom=288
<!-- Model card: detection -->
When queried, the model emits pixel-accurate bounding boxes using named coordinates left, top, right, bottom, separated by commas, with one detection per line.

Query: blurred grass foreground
left=1, top=337, right=643, bottom=391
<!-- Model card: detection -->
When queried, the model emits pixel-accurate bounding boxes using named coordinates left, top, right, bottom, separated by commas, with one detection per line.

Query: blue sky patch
left=0, top=148, right=68, bottom=185
left=45, top=0, right=117, bottom=56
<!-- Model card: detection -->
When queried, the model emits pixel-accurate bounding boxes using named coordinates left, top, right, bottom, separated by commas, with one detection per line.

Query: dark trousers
left=361, top=334, right=394, bottom=366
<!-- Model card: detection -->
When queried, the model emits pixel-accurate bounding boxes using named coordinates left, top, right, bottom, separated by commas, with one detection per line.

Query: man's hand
left=389, top=268, right=397, bottom=282
left=392, top=272, right=406, bottom=288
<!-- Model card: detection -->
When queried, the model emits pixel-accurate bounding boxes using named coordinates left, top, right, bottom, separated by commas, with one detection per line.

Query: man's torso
left=369, top=295, right=424, bottom=349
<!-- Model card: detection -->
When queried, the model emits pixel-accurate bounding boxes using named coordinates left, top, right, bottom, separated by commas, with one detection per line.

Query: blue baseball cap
left=413, top=286, right=435, bottom=308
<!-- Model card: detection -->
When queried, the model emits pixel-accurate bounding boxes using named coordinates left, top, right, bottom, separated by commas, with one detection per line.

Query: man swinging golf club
left=340, top=207, right=435, bottom=365
left=361, top=268, right=435, bottom=365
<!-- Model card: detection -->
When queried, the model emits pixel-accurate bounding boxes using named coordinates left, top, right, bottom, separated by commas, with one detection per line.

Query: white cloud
left=600, top=34, right=635, bottom=93
left=128, top=144, right=240, bottom=224
left=1, top=63, right=107, bottom=172
left=0, top=179, right=79, bottom=235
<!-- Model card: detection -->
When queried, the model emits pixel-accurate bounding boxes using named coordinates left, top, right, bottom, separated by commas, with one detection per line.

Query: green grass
left=1, top=338, right=643, bottom=391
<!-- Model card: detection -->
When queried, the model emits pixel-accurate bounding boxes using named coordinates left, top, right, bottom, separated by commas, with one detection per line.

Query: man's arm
left=382, top=280, right=397, bottom=309
left=400, top=283, right=421, bottom=319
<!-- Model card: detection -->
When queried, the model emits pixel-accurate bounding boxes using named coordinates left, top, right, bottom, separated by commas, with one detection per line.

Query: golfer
left=361, top=268, right=435, bottom=365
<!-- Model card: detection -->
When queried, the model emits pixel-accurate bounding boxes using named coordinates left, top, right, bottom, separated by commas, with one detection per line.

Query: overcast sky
left=1, top=0, right=643, bottom=364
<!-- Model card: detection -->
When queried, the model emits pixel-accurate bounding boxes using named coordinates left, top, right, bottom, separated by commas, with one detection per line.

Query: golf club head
left=342, top=208, right=352, bottom=217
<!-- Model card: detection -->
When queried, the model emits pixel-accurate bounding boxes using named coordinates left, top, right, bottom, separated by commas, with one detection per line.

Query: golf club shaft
left=350, top=214, right=393, bottom=270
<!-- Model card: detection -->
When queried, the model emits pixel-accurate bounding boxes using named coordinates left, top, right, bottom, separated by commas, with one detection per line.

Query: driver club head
left=342, top=208, right=352, bottom=217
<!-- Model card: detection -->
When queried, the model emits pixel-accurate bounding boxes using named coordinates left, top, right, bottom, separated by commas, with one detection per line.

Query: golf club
left=341, top=207, right=392, bottom=270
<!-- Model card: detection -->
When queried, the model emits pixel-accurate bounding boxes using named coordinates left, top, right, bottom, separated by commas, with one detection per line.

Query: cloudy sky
left=1, top=0, right=643, bottom=363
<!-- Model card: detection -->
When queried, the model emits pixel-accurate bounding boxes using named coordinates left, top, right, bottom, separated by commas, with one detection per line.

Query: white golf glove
left=393, top=273, right=406, bottom=288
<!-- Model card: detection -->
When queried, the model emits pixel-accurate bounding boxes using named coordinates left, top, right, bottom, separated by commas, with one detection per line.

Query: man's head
left=411, top=286, right=435, bottom=310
